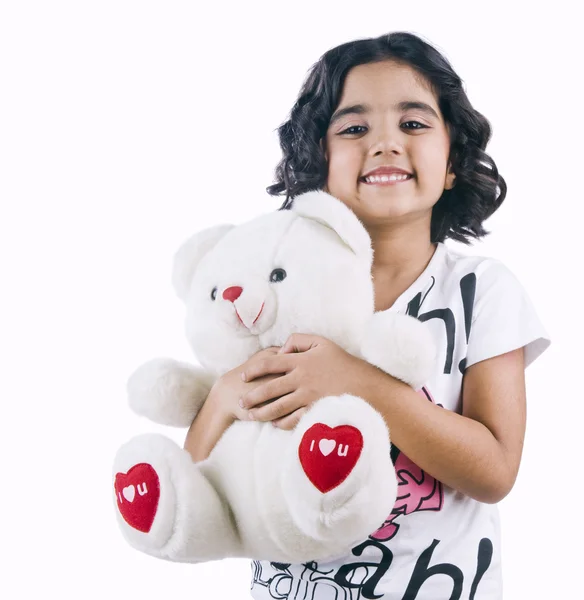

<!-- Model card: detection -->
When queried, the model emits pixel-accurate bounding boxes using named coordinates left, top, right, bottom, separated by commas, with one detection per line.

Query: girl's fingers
left=241, top=375, right=295, bottom=409
left=279, top=333, right=323, bottom=354
left=247, top=391, right=304, bottom=423
left=272, top=407, right=307, bottom=431
left=242, top=354, right=293, bottom=382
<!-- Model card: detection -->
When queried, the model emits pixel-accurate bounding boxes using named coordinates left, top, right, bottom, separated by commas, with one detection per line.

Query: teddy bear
left=112, top=190, right=436, bottom=564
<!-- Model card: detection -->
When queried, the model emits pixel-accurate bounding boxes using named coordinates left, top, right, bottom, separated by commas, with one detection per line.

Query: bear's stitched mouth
left=234, top=302, right=265, bottom=330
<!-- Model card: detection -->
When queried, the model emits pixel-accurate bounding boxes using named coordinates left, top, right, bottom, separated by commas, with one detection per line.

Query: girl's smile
left=359, top=169, right=414, bottom=185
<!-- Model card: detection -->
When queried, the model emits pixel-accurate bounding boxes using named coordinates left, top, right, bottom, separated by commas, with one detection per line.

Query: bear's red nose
left=223, top=286, right=243, bottom=302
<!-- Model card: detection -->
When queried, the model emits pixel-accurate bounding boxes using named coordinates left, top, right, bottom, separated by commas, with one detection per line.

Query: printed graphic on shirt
left=251, top=537, right=494, bottom=600
left=370, top=387, right=444, bottom=543
left=406, top=272, right=476, bottom=375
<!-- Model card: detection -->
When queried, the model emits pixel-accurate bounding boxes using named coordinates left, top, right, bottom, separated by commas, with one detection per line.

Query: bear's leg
left=280, top=394, right=397, bottom=547
left=113, top=433, right=241, bottom=562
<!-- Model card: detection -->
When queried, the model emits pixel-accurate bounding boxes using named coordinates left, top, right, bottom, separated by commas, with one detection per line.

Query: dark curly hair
left=267, top=31, right=506, bottom=245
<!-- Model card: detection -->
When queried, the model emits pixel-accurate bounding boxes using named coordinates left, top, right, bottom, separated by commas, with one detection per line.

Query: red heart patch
left=114, top=463, right=160, bottom=533
left=298, top=424, right=364, bottom=493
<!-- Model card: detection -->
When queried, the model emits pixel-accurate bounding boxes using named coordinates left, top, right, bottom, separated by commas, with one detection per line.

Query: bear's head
left=172, top=191, right=375, bottom=374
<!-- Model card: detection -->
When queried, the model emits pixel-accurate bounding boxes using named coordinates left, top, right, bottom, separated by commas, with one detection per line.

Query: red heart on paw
left=114, top=463, right=160, bottom=533
left=298, top=424, right=364, bottom=493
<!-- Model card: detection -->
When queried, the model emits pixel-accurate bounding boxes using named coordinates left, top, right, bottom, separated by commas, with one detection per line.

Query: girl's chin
left=357, top=199, right=432, bottom=222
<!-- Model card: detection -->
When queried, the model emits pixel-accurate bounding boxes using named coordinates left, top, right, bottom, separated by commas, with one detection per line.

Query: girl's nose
left=369, top=125, right=404, bottom=156
left=223, top=286, right=243, bottom=302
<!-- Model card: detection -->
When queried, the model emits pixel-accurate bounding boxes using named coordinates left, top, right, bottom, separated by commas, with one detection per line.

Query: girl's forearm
left=183, top=390, right=234, bottom=462
left=355, top=361, right=511, bottom=504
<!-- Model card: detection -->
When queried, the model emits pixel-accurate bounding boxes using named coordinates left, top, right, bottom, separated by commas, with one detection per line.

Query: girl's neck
left=368, top=225, right=437, bottom=312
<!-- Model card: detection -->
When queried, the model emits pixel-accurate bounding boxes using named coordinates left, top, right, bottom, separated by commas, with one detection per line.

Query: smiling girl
left=184, top=32, right=550, bottom=599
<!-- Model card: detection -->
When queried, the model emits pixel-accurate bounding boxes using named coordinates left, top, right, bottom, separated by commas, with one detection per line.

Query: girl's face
left=322, top=60, right=455, bottom=229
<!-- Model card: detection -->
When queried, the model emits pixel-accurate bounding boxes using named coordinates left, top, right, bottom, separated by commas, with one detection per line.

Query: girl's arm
left=183, top=347, right=284, bottom=462
left=356, top=346, right=526, bottom=504
left=183, top=386, right=235, bottom=462
left=238, top=335, right=526, bottom=504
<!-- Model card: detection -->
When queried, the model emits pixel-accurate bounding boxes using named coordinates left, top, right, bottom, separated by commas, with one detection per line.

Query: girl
left=184, top=32, right=550, bottom=599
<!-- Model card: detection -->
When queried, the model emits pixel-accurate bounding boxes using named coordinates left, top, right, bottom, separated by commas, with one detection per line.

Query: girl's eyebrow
left=329, top=101, right=440, bottom=126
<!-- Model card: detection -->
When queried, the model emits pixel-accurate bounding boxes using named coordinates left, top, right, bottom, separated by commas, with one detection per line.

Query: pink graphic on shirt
left=371, top=386, right=444, bottom=542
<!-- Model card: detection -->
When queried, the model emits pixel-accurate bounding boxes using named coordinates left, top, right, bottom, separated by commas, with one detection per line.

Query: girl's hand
left=209, top=347, right=285, bottom=421
left=239, top=334, right=368, bottom=430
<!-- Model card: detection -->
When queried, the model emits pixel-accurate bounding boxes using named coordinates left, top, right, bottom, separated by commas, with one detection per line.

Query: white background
left=1, top=1, right=581, bottom=598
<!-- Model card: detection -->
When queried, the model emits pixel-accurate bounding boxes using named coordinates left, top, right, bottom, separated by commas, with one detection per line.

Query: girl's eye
left=401, top=121, right=428, bottom=130
left=269, top=268, right=287, bottom=283
left=339, top=122, right=428, bottom=135
left=211, top=287, right=218, bottom=301
left=338, top=125, right=367, bottom=135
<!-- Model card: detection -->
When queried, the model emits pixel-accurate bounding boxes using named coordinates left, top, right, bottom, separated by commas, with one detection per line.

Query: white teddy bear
left=113, top=190, right=436, bottom=564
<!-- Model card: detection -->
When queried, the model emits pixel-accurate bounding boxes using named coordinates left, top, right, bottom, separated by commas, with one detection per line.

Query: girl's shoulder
left=438, top=242, right=531, bottom=303
left=432, top=243, right=531, bottom=306
left=394, top=242, right=516, bottom=316
left=434, top=243, right=550, bottom=369
left=439, top=242, right=513, bottom=279
left=410, top=242, right=522, bottom=309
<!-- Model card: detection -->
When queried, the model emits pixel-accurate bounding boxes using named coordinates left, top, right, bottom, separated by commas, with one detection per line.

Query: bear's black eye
left=211, top=287, right=218, bottom=301
left=269, top=268, right=287, bottom=283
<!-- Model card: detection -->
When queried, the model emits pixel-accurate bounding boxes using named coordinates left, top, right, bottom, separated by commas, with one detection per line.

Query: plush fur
left=113, top=190, right=436, bottom=563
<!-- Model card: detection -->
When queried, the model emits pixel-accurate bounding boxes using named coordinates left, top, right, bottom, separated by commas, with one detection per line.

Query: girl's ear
left=445, top=161, right=456, bottom=190
left=171, top=224, right=234, bottom=302
left=319, top=137, right=328, bottom=161
left=319, top=138, right=329, bottom=192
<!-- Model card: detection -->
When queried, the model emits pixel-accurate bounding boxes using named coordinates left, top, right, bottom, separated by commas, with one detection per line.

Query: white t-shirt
left=249, top=242, right=551, bottom=600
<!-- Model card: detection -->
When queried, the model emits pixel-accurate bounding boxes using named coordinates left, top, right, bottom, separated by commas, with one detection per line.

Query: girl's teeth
left=365, top=174, right=410, bottom=183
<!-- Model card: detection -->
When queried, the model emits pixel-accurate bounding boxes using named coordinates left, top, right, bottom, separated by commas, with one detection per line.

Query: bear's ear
left=289, top=190, right=373, bottom=265
left=171, top=224, right=234, bottom=302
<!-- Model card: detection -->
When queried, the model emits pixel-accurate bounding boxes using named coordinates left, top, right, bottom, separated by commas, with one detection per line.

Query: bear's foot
left=113, top=434, right=239, bottom=562
left=281, top=394, right=397, bottom=546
